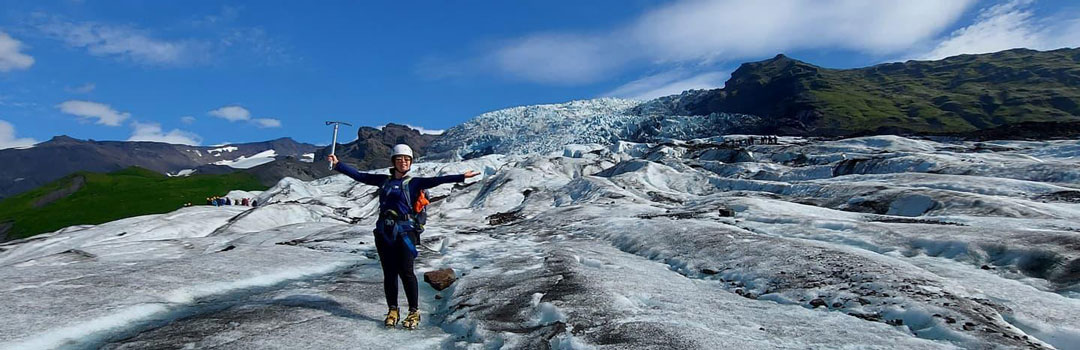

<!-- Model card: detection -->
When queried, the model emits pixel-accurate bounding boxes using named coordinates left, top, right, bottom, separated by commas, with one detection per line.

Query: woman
left=329, top=144, right=478, bottom=330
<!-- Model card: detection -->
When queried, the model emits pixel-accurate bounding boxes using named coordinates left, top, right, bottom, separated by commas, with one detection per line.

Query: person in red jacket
left=329, top=144, right=478, bottom=330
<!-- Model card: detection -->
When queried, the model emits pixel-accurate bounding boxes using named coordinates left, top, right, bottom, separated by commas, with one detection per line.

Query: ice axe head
left=325, top=121, right=352, bottom=170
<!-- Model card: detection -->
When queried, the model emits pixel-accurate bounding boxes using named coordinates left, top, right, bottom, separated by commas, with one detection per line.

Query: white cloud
left=57, top=100, right=130, bottom=126
left=0, top=120, right=38, bottom=149
left=180, top=115, right=196, bottom=124
left=916, top=0, right=1080, bottom=60
left=489, top=0, right=976, bottom=83
left=0, top=32, right=35, bottom=72
left=492, top=34, right=633, bottom=84
left=38, top=19, right=209, bottom=66
left=66, top=83, right=95, bottom=94
left=632, top=0, right=974, bottom=61
left=605, top=70, right=728, bottom=100
left=128, top=121, right=201, bottom=145
left=208, top=105, right=251, bottom=122
left=33, top=13, right=291, bottom=67
left=210, top=106, right=282, bottom=128
left=252, top=118, right=281, bottom=128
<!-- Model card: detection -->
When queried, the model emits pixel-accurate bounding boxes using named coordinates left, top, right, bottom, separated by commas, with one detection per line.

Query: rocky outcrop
left=243, top=157, right=333, bottom=187
left=316, top=123, right=440, bottom=171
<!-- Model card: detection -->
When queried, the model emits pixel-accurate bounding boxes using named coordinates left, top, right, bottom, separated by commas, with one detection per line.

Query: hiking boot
left=402, top=310, right=421, bottom=330
left=384, top=308, right=399, bottom=328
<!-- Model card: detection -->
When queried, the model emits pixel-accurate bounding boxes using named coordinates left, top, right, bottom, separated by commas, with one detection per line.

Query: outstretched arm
left=329, top=154, right=386, bottom=186
left=413, top=170, right=480, bottom=190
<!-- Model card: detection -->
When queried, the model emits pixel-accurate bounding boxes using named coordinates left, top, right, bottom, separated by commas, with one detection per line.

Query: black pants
left=374, top=229, right=419, bottom=311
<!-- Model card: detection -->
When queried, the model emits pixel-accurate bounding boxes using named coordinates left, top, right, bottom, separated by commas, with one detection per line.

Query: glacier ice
left=1, top=135, right=1079, bottom=349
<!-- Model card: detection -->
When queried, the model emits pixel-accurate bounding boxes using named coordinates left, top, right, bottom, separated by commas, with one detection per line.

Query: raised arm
left=330, top=154, right=387, bottom=186
left=412, top=170, right=480, bottom=190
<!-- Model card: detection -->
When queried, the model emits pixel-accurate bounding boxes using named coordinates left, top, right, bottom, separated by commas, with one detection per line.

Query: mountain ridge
left=675, top=48, right=1080, bottom=136
left=0, top=137, right=319, bottom=200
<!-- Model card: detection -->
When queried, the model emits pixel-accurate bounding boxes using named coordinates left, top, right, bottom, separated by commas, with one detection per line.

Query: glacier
left=1, top=135, right=1079, bottom=349
left=426, top=97, right=764, bottom=160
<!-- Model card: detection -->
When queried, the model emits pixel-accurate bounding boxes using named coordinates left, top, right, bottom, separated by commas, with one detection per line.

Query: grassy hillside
left=687, top=48, right=1080, bottom=136
left=0, top=167, right=266, bottom=241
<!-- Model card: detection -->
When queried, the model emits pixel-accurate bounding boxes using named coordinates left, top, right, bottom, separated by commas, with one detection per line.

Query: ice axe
left=325, top=121, right=352, bottom=170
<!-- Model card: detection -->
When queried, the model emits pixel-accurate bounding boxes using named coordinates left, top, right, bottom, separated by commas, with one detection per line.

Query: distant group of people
left=206, top=196, right=258, bottom=207
left=723, top=135, right=779, bottom=147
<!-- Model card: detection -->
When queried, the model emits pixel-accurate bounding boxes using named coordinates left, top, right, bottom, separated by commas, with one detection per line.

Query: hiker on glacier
left=328, top=144, right=479, bottom=330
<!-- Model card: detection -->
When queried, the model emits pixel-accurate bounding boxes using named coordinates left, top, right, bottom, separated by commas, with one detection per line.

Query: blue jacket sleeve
left=333, top=162, right=388, bottom=186
left=411, top=174, right=467, bottom=191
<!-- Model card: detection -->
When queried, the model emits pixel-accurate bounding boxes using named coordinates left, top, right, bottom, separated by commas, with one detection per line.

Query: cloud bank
left=490, top=0, right=977, bottom=83
left=57, top=100, right=130, bottom=126
left=128, top=121, right=202, bottom=145
left=604, top=70, right=728, bottom=100
left=916, top=0, right=1080, bottom=60
left=0, top=120, right=38, bottom=149
left=209, top=105, right=281, bottom=128
left=38, top=20, right=210, bottom=66
left=208, top=105, right=251, bottom=121
left=252, top=118, right=281, bottom=128
left=0, top=32, right=35, bottom=72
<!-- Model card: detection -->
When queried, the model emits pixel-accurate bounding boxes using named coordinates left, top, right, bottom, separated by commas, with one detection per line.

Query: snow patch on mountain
left=207, top=146, right=238, bottom=155
left=213, top=149, right=277, bottom=169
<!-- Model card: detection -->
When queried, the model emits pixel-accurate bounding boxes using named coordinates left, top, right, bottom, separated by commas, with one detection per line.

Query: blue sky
left=1, top=0, right=1079, bottom=148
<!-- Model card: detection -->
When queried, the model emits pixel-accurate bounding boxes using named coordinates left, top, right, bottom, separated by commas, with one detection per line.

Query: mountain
left=130, top=123, right=441, bottom=186
left=241, top=155, right=333, bottom=186
left=430, top=48, right=1080, bottom=159
left=316, top=123, right=440, bottom=171
left=0, top=136, right=319, bottom=200
left=644, top=48, right=1080, bottom=136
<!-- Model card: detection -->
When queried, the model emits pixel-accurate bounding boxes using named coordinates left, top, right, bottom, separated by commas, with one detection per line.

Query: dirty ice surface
left=2, top=135, right=1079, bottom=349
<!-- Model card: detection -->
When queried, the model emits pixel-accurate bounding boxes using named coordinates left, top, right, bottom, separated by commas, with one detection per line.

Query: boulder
left=424, top=268, right=457, bottom=291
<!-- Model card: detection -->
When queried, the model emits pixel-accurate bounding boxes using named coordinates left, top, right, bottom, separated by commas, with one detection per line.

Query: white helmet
left=391, top=144, right=414, bottom=159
